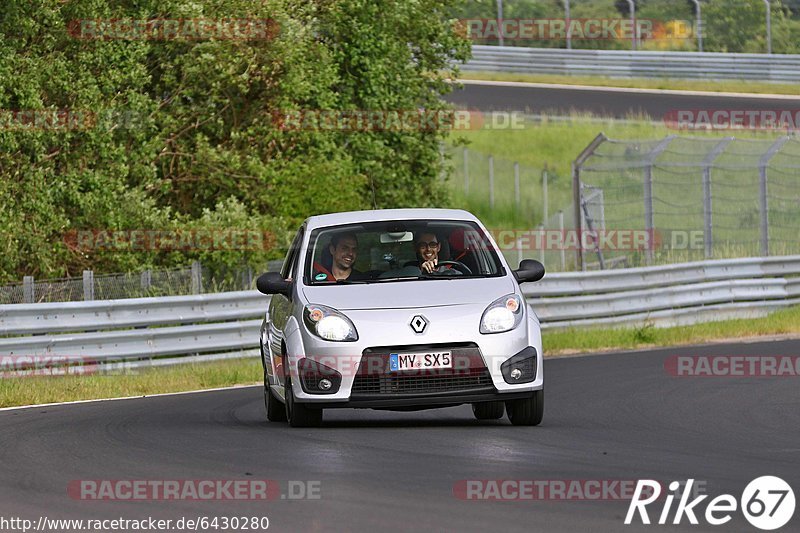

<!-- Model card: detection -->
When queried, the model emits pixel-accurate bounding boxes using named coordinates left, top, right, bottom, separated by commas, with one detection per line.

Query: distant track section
left=445, top=79, right=800, bottom=119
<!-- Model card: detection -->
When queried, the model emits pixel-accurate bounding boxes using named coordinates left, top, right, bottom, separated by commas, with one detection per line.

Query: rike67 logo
left=626, top=477, right=795, bottom=530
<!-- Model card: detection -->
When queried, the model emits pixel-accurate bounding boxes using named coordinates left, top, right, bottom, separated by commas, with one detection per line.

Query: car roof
left=303, top=208, right=480, bottom=230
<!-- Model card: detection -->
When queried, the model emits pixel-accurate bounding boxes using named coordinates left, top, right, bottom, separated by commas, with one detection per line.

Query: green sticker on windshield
left=315, top=273, right=328, bottom=280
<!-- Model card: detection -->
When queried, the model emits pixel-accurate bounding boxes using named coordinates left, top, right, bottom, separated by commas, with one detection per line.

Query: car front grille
left=351, top=343, right=494, bottom=396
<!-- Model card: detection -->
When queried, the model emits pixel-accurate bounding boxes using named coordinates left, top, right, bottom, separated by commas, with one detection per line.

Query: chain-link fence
left=574, top=134, right=800, bottom=270
left=445, top=145, right=583, bottom=271
left=0, top=260, right=285, bottom=304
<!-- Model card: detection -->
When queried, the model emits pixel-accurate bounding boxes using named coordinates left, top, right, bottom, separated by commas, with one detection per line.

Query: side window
left=281, top=227, right=305, bottom=279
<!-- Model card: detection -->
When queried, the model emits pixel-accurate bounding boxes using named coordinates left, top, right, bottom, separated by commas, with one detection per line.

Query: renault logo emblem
left=410, top=315, right=428, bottom=334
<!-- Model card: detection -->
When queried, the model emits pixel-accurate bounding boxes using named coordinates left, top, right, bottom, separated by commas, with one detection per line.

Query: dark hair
left=414, top=231, right=439, bottom=245
left=330, top=232, right=358, bottom=248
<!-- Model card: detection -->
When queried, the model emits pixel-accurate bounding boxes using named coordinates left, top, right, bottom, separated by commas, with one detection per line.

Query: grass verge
left=2, top=306, right=799, bottom=408
left=0, top=358, right=262, bottom=409
left=460, top=71, right=800, bottom=96
left=545, top=305, right=800, bottom=355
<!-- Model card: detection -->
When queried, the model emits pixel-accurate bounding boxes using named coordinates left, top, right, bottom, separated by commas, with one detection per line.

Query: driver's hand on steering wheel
left=421, top=258, right=438, bottom=273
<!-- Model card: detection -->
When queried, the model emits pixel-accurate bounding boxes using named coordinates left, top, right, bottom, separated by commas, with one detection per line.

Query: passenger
left=312, top=232, right=365, bottom=282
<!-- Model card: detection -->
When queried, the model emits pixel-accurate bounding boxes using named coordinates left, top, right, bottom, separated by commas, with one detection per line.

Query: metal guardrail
left=0, top=290, right=266, bottom=336
left=1, top=256, right=798, bottom=372
left=464, top=45, right=800, bottom=83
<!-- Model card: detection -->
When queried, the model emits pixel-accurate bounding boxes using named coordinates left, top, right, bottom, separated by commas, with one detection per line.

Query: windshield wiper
left=369, top=276, right=428, bottom=283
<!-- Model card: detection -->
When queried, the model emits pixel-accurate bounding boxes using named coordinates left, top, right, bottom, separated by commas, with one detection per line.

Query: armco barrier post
left=23, top=276, right=34, bottom=304
left=83, top=270, right=94, bottom=301
left=140, top=270, right=152, bottom=292
left=191, top=261, right=203, bottom=294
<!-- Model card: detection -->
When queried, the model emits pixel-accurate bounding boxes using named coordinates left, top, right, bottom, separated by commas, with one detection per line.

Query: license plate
left=389, top=351, right=452, bottom=371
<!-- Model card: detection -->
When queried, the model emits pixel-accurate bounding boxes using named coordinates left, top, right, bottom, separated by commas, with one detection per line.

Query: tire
left=285, top=377, right=323, bottom=428
left=265, top=380, right=287, bottom=423
left=262, top=348, right=287, bottom=422
left=506, top=389, right=544, bottom=426
left=472, top=401, right=505, bottom=420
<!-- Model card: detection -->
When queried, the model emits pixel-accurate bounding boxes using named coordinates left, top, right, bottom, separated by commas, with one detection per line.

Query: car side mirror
left=256, top=272, right=292, bottom=297
left=514, top=259, right=545, bottom=283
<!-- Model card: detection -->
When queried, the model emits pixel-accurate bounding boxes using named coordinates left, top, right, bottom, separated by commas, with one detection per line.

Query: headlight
left=480, top=294, right=524, bottom=334
left=304, top=304, right=358, bottom=342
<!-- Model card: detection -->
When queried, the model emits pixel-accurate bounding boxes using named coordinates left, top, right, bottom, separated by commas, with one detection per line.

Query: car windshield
left=304, top=220, right=505, bottom=285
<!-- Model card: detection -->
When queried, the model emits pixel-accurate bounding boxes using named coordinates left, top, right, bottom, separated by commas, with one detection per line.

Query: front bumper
left=285, top=304, right=543, bottom=404
left=308, top=389, right=535, bottom=410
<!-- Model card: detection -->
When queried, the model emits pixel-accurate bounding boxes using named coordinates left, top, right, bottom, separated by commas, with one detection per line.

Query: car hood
left=302, top=276, right=517, bottom=310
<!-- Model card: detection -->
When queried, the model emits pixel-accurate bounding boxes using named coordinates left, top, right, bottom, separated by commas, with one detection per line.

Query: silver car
left=257, top=209, right=546, bottom=427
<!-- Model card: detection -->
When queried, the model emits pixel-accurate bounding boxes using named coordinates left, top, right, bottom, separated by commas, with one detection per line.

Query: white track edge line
left=0, top=384, right=260, bottom=412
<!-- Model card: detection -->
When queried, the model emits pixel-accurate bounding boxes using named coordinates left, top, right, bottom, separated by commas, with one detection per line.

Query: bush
left=0, top=0, right=470, bottom=282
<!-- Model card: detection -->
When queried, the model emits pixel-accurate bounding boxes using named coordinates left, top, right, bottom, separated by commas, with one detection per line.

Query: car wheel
left=472, top=401, right=505, bottom=420
left=285, top=376, right=323, bottom=428
left=262, top=347, right=287, bottom=422
left=506, top=390, right=544, bottom=426
left=264, top=373, right=287, bottom=423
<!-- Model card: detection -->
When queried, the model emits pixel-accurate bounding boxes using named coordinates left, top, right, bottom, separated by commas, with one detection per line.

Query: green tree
left=0, top=0, right=470, bottom=282
left=704, top=0, right=799, bottom=53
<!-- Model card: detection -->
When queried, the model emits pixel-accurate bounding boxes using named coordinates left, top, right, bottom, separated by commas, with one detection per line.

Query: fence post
left=643, top=164, right=655, bottom=265
left=191, top=261, right=203, bottom=294
left=573, top=134, right=608, bottom=272
left=558, top=210, right=566, bottom=272
left=488, top=155, right=495, bottom=209
left=759, top=137, right=789, bottom=257
left=759, top=167, right=769, bottom=257
left=23, top=276, right=34, bottom=303
left=140, top=270, right=152, bottom=292
left=642, top=136, right=677, bottom=265
left=702, top=138, right=733, bottom=260
left=572, top=163, right=583, bottom=271
left=82, top=270, right=94, bottom=301
left=514, top=162, right=520, bottom=209
left=538, top=225, right=545, bottom=265
left=463, top=147, right=469, bottom=195
left=542, top=166, right=549, bottom=224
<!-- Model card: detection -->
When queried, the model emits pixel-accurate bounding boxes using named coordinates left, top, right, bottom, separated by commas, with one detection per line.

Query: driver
left=313, top=232, right=366, bottom=282
left=414, top=232, right=461, bottom=275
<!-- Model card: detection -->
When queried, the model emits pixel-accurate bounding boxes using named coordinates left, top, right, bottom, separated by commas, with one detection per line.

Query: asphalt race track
left=1, top=338, right=798, bottom=532
left=445, top=80, right=800, bottom=120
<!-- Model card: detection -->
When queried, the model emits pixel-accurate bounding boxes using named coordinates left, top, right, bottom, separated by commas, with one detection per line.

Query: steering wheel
left=428, top=260, right=473, bottom=275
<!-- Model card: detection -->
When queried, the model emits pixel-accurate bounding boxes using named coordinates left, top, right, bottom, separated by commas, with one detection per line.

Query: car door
left=266, top=225, right=304, bottom=389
